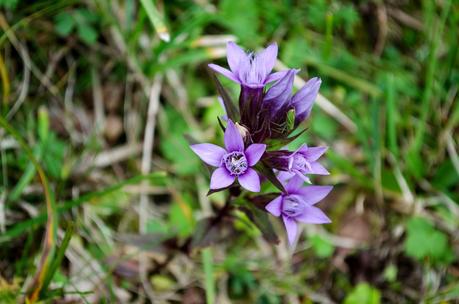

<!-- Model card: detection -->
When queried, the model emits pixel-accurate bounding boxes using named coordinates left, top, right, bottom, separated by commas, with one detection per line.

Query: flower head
left=209, top=42, right=287, bottom=89
left=190, top=120, right=266, bottom=192
left=263, top=69, right=298, bottom=117
left=280, top=144, right=329, bottom=182
left=265, top=176, right=332, bottom=245
left=291, top=77, right=321, bottom=125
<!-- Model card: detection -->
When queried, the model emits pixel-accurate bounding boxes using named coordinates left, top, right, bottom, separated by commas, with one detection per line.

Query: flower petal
left=304, top=162, right=329, bottom=175
left=210, top=167, right=235, bottom=189
left=190, top=143, right=226, bottom=167
left=226, top=42, right=249, bottom=74
left=265, top=196, right=283, bottom=217
left=291, top=77, right=321, bottom=122
left=304, top=146, right=328, bottom=161
left=245, top=143, right=266, bottom=166
left=276, top=171, right=295, bottom=182
left=224, top=120, right=244, bottom=152
left=297, top=185, right=333, bottom=205
left=208, top=63, right=240, bottom=83
left=254, top=43, right=278, bottom=79
left=285, top=175, right=305, bottom=194
left=293, top=170, right=312, bottom=184
left=296, top=206, right=331, bottom=224
left=282, top=215, right=298, bottom=245
left=263, top=69, right=296, bottom=112
left=265, top=71, right=289, bottom=83
left=238, top=168, right=260, bottom=192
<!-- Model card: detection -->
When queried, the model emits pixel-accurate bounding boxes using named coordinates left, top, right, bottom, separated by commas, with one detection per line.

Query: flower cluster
left=191, top=42, right=333, bottom=247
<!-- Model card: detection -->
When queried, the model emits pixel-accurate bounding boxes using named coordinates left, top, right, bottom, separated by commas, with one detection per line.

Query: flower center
left=282, top=195, right=305, bottom=218
left=223, top=151, right=248, bottom=176
left=292, top=154, right=308, bottom=172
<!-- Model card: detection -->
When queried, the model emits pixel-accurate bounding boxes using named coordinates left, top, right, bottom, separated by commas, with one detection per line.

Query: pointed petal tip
left=210, top=167, right=235, bottom=189
left=190, top=143, right=226, bottom=167
left=282, top=215, right=298, bottom=246
left=265, top=196, right=283, bottom=217
left=238, top=168, right=261, bottom=192
left=245, top=143, right=267, bottom=166
left=224, top=119, right=244, bottom=152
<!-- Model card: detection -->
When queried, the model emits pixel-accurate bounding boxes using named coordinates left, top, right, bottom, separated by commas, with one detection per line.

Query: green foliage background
left=0, top=0, right=458, bottom=303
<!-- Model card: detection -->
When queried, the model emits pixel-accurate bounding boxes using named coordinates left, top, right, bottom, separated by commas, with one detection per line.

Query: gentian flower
left=263, top=69, right=297, bottom=117
left=190, top=120, right=266, bottom=192
left=273, top=144, right=329, bottom=182
left=208, top=42, right=286, bottom=89
left=265, top=176, right=332, bottom=245
left=290, top=77, right=321, bottom=125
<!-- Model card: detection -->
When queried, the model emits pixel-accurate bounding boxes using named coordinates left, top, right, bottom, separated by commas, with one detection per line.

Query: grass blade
left=40, top=224, right=74, bottom=297
left=202, top=247, right=215, bottom=304
left=139, top=0, right=170, bottom=42
left=0, top=114, right=57, bottom=303
left=386, top=73, right=398, bottom=157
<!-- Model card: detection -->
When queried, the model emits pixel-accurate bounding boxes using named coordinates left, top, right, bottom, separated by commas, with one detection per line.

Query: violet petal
left=265, top=195, right=283, bottom=217
left=285, top=175, right=305, bottom=194
left=208, top=63, right=240, bottom=83
left=190, top=143, right=226, bottom=167
left=224, top=120, right=244, bottom=152
left=297, top=185, right=333, bottom=205
left=226, top=42, right=249, bottom=75
left=293, top=170, right=312, bottom=184
left=304, top=162, right=329, bottom=175
left=292, top=77, right=321, bottom=122
left=254, top=43, right=278, bottom=80
left=304, top=146, right=328, bottom=161
left=265, top=70, right=289, bottom=84
left=296, top=206, right=331, bottom=224
left=282, top=215, right=298, bottom=245
left=263, top=69, right=296, bottom=111
left=210, top=167, right=235, bottom=189
left=238, top=168, right=260, bottom=192
left=245, top=143, right=266, bottom=166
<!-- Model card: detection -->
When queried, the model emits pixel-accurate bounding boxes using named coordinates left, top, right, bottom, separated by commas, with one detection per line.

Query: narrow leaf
left=139, top=0, right=170, bottom=42
left=240, top=204, right=279, bottom=244
left=266, top=128, right=307, bottom=151
left=254, top=162, right=285, bottom=192
left=208, top=68, right=240, bottom=122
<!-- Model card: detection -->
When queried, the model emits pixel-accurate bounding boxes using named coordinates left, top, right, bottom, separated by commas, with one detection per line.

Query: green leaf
left=169, top=199, right=194, bottom=238
left=42, top=132, right=66, bottom=179
left=54, top=12, right=75, bottom=37
left=160, top=107, right=200, bottom=175
left=77, top=24, right=98, bottom=45
left=254, top=162, right=285, bottom=193
left=404, top=217, right=454, bottom=264
left=309, top=234, right=334, bottom=258
left=208, top=69, right=240, bottom=122
left=239, top=204, right=279, bottom=244
left=344, top=283, right=381, bottom=304
left=266, top=127, right=307, bottom=151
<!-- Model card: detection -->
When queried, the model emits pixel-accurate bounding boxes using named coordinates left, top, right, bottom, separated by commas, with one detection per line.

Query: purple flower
left=263, top=74, right=321, bottom=126
left=190, top=120, right=266, bottom=192
left=265, top=144, right=329, bottom=183
left=265, top=176, right=332, bottom=245
left=209, top=42, right=287, bottom=89
left=263, top=69, right=297, bottom=116
left=291, top=77, right=321, bottom=125
left=279, top=144, right=329, bottom=182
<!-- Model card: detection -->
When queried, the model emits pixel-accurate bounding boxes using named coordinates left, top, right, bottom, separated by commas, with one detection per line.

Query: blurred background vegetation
left=0, top=0, right=458, bottom=303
